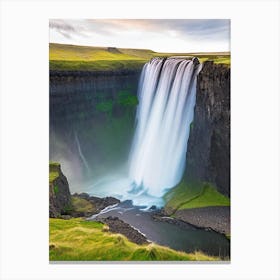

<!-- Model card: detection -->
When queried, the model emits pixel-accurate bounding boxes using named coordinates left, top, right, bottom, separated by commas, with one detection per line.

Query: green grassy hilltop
left=49, top=43, right=230, bottom=71
left=49, top=43, right=151, bottom=71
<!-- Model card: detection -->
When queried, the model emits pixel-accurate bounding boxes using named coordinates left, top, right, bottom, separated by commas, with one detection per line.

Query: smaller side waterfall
left=128, top=57, right=202, bottom=199
left=74, top=131, right=91, bottom=173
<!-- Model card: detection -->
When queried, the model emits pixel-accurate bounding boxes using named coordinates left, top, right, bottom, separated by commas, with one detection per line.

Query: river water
left=89, top=200, right=230, bottom=259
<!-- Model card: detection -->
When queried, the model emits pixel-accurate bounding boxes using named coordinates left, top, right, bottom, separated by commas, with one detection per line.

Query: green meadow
left=49, top=43, right=230, bottom=71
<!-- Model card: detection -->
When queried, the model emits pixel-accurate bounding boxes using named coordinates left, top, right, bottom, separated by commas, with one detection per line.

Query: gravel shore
left=174, top=206, right=230, bottom=235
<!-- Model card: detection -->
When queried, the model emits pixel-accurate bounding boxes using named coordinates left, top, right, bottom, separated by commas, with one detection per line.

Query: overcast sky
left=49, top=19, right=230, bottom=53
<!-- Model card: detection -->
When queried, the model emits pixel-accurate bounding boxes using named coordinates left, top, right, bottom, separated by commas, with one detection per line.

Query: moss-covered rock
left=71, top=193, right=120, bottom=217
left=49, top=162, right=72, bottom=217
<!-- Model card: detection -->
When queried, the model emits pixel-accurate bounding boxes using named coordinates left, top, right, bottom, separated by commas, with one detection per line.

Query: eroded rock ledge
left=174, top=206, right=230, bottom=235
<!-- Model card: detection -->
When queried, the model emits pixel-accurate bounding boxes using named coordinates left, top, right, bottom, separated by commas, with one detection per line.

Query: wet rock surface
left=87, top=195, right=120, bottom=212
left=152, top=212, right=198, bottom=230
left=71, top=193, right=120, bottom=217
left=98, top=216, right=149, bottom=245
left=174, top=206, right=230, bottom=235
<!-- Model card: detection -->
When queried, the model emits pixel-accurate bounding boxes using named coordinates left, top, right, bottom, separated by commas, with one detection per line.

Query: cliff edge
left=186, top=61, right=230, bottom=197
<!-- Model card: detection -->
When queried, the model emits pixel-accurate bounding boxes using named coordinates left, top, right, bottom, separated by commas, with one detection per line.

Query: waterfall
left=74, top=131, right=91, bottom=173
left=89, top=57, right=201, bottom=207
left=128, top=57, right=201, bottom=199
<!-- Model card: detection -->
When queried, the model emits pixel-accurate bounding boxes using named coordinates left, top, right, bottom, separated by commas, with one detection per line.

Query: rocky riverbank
left=97, top=216, right=149, bottom=245
left=154, top=206, right=230, bottom=236
left=70, top=193, right=120, bottom=218
left=49, top=161, right=229, bottom=253
left=49, top=162, right=150, bottom=246
left=174, top=206, right=230, bottom=235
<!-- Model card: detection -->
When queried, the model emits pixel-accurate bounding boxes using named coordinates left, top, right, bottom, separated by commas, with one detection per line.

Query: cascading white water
left=128, top=57, right=201, bottom=199
left=89, top=57, right=201, bottom=207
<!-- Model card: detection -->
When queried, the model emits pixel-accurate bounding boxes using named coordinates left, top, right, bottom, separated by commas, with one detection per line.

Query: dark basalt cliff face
left=49, top=163, right=72, bottom=218
left=49, top=70, right=141, bottom=190
left=50, top=69, right=141, bottom=125
left=186, top=61, right=230, bottom=197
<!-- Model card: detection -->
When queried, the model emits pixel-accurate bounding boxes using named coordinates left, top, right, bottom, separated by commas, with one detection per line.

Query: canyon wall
left=49, top=70, right=141, bottom=192
left=49, top=62, right=230, bottom=198
left=185, top=61, right=230, bottom=196
left=50, top=69, right=141, bottom=125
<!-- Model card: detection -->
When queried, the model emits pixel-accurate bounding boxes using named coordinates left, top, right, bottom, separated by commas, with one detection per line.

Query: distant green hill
left=49, top=43, right=230, bottom=71
left=50, top=43, right=156, bottom=61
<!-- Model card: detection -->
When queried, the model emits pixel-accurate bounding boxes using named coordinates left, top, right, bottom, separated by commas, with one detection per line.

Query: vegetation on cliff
left=49, top=162, right=61, bottom=182
left=49, top=218, right=220, bottom=261
left=164, top=180, right=229, bottom=214
left=49, top=43, right=230, bottom=71
left=71, top=196, right=95, bottom=214
left=163, top=179, right=230, bottom=235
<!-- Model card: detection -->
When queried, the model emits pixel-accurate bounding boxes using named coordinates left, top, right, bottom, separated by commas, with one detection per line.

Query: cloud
left=49, top=19, right=230, bottom=52
left=49, top=19, right=90, bottom=39
left=84, top=19, right=230, bottom=41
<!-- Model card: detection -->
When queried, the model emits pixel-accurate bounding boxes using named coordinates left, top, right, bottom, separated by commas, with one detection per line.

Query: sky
left=49, top=19, right=230, bottom=53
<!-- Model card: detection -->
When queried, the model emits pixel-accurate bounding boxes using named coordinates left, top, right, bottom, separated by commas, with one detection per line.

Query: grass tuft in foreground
left=49, top=218, right=220, bottom=261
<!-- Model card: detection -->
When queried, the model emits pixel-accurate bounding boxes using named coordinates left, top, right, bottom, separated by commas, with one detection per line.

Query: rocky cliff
left=49, top=69, right=141, bottom=190
left=49, top=162, right=72, bottom=217
left=50, top=69, right=141, bottom=125
left=185, top=61, right=230, bottom=196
